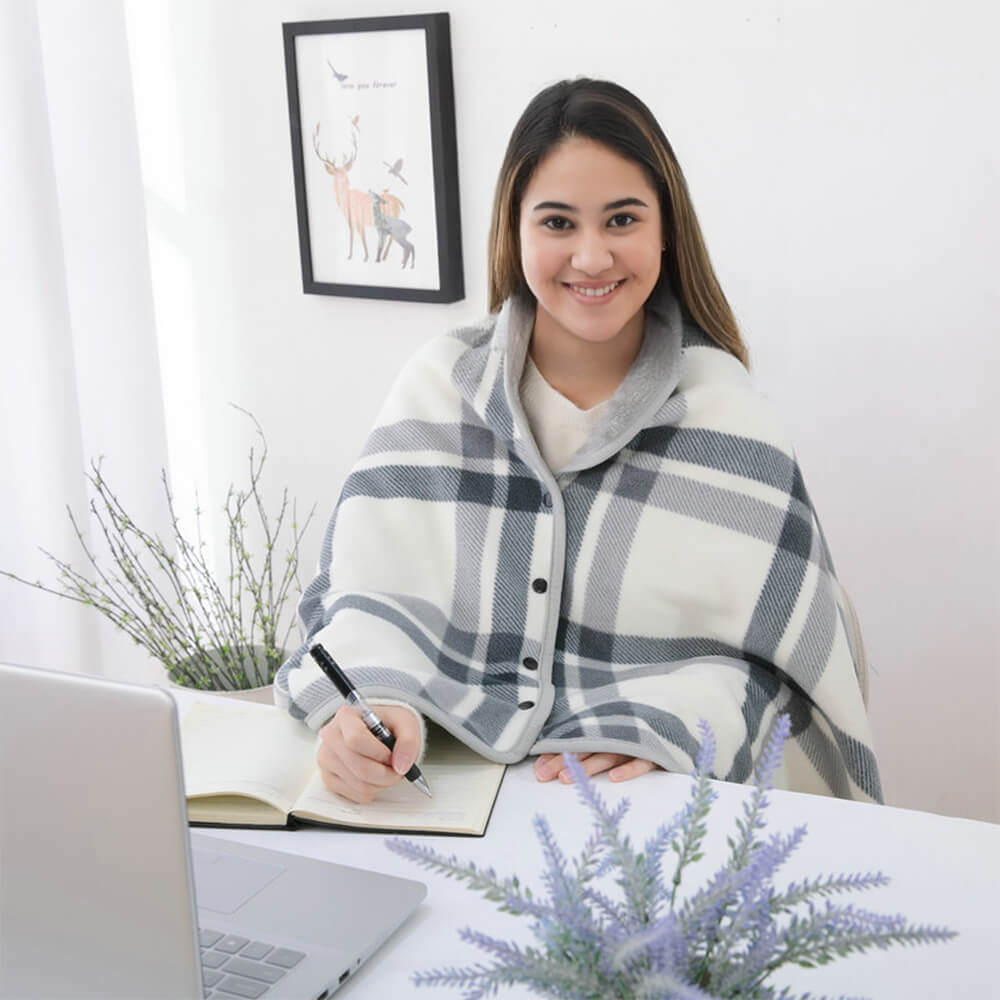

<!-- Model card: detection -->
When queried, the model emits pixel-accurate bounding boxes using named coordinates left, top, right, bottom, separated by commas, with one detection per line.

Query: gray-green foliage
left=1, top=408, right=314, bottom=690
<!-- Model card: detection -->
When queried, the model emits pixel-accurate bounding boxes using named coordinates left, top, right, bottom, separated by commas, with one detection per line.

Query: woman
left=275, top=78, right=881, bottom=805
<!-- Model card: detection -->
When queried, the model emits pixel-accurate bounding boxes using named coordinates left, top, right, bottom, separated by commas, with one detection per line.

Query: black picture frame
left=282, top=14, right=464, bottom=302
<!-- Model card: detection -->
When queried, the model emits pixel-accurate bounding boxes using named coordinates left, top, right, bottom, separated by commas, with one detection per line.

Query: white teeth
left=571, top=280, right=622, bottom=297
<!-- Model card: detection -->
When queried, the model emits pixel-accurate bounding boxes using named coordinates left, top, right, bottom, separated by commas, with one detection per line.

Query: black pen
left=308, top=643, right=432, bottom=798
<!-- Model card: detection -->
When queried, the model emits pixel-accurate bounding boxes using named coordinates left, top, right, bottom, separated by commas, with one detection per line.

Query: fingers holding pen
left=336, top=704, right=392, bottom=766
left=309, top=645, right=429, bottom=802
left=317, top=704, right=424, bottom=804
left=384, top=705, right=423, bottom=778
left=317, top=705, right=393, bottom=802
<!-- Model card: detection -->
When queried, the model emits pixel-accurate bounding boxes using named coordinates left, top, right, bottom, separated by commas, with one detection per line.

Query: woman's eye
left=608, top=213, right=637, bottom=228
left=542, top=216, right=572, bottom=231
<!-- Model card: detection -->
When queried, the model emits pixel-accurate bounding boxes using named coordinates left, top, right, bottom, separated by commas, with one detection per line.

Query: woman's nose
left=570, top=229, right=613, bottom=274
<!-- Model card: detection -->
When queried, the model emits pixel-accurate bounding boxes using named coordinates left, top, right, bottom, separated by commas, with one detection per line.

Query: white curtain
left=0, top=0, right=169, bottom=681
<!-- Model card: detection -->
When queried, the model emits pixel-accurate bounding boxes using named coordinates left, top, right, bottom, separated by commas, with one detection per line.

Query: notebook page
left=292, top=723, right=506, bottom=835
left=180, top=701, right=318, bottom=816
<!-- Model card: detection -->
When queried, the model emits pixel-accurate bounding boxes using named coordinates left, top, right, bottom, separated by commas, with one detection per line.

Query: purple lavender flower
left=386, top=714, right=956, bottom=999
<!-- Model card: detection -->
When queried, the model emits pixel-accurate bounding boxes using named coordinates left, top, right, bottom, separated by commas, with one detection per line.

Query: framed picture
left=282, top=14, right=464, bottom=303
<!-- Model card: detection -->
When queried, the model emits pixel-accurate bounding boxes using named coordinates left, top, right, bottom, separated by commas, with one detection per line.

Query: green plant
left=1, top=408, right=314, bottom=690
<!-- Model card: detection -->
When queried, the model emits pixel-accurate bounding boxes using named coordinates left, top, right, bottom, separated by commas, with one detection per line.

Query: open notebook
left=180, top=700, right=506, bottom=836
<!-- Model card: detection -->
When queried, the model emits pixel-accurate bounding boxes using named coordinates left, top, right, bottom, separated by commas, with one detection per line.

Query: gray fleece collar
left=494, top=288, right=684, bottom=474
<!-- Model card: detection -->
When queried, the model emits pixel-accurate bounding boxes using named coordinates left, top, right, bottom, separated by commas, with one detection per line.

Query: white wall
left=11, top=0, right=997, bottom=822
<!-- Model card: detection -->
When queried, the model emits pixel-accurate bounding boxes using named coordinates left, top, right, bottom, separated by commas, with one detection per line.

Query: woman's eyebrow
left=530, top=197, right=650, bottom=212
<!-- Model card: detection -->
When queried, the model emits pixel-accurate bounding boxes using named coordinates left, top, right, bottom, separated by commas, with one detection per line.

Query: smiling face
left=518, top=137, right=663, bottom=357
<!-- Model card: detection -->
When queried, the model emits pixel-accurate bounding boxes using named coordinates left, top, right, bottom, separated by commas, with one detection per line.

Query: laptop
left=0, top=662, right=426, bottom=999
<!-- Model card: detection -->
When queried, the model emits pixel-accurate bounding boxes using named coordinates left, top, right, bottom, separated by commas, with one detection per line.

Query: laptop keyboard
left=199, top=929, right=307, bottom=998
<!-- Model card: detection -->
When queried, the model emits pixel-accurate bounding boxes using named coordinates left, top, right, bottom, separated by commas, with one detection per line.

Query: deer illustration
left=368, top=190, right=415, bottom=268
left=372, top=189, right=405, bottom=260
left=312, top=122, right=376, bottom=261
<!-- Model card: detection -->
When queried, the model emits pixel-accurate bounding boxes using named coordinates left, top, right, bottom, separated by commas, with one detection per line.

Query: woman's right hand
left=316, top=703, right=424, bottom=804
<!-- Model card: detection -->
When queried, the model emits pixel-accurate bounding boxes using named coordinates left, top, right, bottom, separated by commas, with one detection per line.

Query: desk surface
left=181, top=694, right=999, bottom=998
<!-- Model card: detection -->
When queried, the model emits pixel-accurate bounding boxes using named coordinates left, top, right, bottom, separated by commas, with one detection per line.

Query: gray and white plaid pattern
left=276, top=291, right=882, bottom=802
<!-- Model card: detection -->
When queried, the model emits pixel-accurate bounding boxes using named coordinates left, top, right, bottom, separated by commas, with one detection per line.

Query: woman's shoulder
left=677, top=329, right=750, bottom=390
left=372, top=312, right=500, bottom=424
left=676, top=339, right=795, bottom=457
left=395, top=313, right=498, bottom=376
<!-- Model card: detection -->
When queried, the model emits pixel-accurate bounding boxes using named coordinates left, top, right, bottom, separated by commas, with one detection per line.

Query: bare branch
left=0, top=410, right=312, bottom=690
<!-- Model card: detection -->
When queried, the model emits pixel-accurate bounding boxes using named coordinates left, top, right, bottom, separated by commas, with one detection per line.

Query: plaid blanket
left=276, top=290, right=882, bottom=802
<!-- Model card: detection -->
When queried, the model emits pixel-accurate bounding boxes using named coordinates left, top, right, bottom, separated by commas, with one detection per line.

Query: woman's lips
left=564, top=279, right=625, bottom=303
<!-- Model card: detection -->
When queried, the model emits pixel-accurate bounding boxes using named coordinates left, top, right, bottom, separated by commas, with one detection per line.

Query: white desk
left=178, top=695, right=999, bottom=998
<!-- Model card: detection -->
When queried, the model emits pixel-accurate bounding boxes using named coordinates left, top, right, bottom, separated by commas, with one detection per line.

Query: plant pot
left=166, top=679, right=274, bottom=706
left=166, top=646, right=281, bottom=701
left=202, top=684, right=274, bottom=705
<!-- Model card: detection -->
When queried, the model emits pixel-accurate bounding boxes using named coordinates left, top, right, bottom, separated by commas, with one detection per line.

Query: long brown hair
left=487, top=78, right=748, bottom=367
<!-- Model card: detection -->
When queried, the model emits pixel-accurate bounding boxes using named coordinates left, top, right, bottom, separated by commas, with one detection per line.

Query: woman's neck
left=528, top=308, right=644, bottom=410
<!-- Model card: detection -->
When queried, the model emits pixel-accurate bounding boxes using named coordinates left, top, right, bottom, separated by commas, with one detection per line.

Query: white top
left=519, top=355, right=611, bottom=471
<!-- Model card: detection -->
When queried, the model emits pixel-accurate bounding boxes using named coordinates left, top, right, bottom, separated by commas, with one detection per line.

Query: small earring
left=661, top=244, right=667, bottom=253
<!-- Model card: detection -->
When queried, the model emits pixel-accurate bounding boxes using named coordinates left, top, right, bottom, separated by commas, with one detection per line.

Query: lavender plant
left=387, top=716, right=955, bottom=999
left=1, top=408, right=314, bottom=691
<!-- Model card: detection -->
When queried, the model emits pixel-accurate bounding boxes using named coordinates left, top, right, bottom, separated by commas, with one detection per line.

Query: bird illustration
left=349, top=113, right=360, bottom=130
left=383, top=157, right=408, bottom=185
left=326, top=60, right=348, bottom=82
